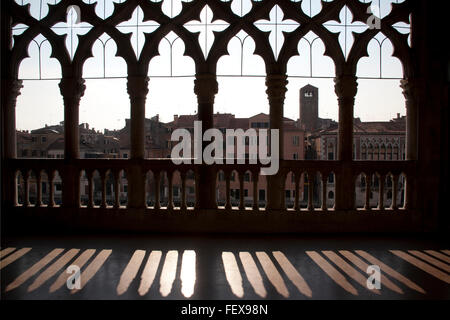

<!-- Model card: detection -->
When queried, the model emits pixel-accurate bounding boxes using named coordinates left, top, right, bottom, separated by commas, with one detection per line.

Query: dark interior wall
left=0, top=1, right=12, bottom=219
left=431, top=3, right=450, bottom=232
left=415, top=0, right=450, bottom=232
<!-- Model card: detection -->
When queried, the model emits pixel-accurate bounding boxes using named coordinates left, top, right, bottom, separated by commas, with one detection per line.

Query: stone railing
left=3, top=158, right=418, bottom=233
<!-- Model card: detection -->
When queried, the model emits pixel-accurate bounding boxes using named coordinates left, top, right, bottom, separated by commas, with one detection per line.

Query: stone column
left=3, top=79, right=22, bottom=159
left=126, top=75, right=149, bottom=209
left=59, top=77, right=85, bottom=208
left=194, top=73, right=218, bottom=209
left=400, top=78, right=422, bottom=215
left=400, top=79, right=420, bottom=161
left=334, top=75, right=358, bottom=211
left=265, top=74, right=288, bottom=210
left=59, top=78, right=85, bottom=160
left=2, top=79, right=22, bottom=208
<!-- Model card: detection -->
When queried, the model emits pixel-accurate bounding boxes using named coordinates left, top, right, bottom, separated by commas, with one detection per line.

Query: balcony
left=4, top=157, right=417, bottom=233
left=1, top=0, right=448, bottom=237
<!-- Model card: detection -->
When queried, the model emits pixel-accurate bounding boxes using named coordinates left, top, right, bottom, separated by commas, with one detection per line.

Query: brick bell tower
left=299, top=84, right=319, bottom=132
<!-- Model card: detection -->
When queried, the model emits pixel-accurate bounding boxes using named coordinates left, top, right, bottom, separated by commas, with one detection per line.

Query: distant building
left=299, top=84, right=337, bottom=132
left=303, top=87, right=406, bottom=208
left=118, top=115, right=171, bottom=159
left=166, top=112, right=306, bottom=206
left=17, top=122, right=120, bottom=159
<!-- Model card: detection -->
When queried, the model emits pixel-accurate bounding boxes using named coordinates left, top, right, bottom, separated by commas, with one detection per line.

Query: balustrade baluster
left=392, top=174, right=399, bottom=210
left=239, top=172, right=244, bottom=210
left=294, top=172, right=300, bottom=211
left=87, top=170, right=94, bottom=208
left=154, top=171, right=161, bottom=210
left=181, top=171, right=187, bottom=210
left=48, top=171, right=55, bottom=207
left=114, top=170, right=120, bottom=209
left=364, top=174, right=371, bottom=210
left=23, top=171, right=30, bottom=207
left=168, top=171, right=174, bottom=210
left=36, top=171, right=42, bottom=207
left=378, top=174, right=385, bottom=210
left=307, top=172, right=313, bottom=211
left=253, top=171, right=259, bottom=211
left=225, top=171, right=231, bottom=210
left=194, top=171, right=200, bottom=210
left=101, top=170, right=107, bottom=208
left=321, top=173, right=327, bottom=211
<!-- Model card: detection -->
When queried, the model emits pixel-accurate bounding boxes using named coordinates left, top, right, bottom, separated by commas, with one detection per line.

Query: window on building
left=380, top=144, right=386, bottom=160
left=328, top=173, right=334, bottom=183
left=259, top=189, right=265, bottom=201
left=31, top=150, right=37, bottom=157
left=293, top=136, right=299, bottom=146
left=373, top=144, right=380, bottom=161
left=393, top=146, right=399, bottom=160
left=327, top=143, right=334, bottom=160
left=293, top=153, right=298, bottom=160
left=123, top=153, right=128, bottom=158
left=244, top=173, right=250, bottom=182
left=31, top=137, right=37, bottom=143
left=41, top=137, right=47, bottom=143
left=244, top=189, right=248, bottom=197
left=368, top=144, right=373, bottom=160
left=328, top=191, right=334, bottom=199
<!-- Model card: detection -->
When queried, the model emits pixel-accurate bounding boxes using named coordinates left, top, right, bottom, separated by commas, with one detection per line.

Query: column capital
left=3, top=78, right=23, bottom=105
left=334, top=75, right=358, bottom=100
left=265, top=74, right=288, bottom=104
left=59, top=77, right=86, bottom=100
left=400, top=78, right=425, bottom=101
left=194, top=73, right=218, bottom=104
left=127, top=75, right=149, bottom=99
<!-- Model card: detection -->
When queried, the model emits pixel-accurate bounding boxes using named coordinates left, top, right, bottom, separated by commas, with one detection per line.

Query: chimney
left=397, top=113, right=400, bottom=119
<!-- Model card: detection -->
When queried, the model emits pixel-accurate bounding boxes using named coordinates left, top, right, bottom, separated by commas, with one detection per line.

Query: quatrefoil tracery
left=9, top=0, right=413, bottom=80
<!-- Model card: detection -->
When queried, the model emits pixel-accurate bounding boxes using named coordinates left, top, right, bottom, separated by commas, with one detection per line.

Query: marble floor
left=1, top=233, right=449, bottom=300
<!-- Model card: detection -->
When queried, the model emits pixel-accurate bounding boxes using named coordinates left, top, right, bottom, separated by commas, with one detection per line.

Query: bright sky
left=14, top=0, right=409, bottom=131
